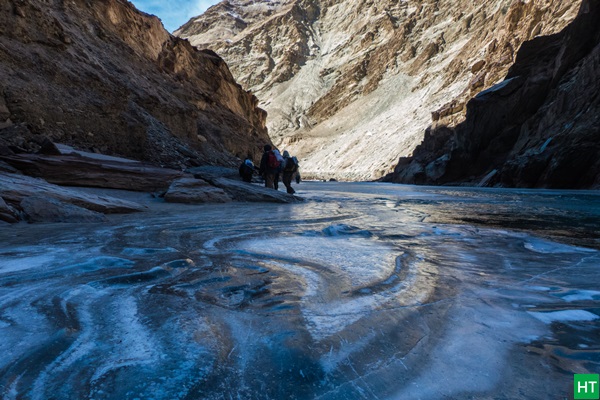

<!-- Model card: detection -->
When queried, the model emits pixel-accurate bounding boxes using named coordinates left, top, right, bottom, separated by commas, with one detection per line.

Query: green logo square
left=575, top=374, right=600, bottom=399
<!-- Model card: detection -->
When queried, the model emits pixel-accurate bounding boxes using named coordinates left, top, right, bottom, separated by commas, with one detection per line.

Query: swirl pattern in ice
left=0, top=183, right=598, bottom=399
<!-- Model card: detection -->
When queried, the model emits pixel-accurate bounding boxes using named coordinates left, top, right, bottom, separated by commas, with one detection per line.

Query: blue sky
left=129, top=0, right=221, bottom=32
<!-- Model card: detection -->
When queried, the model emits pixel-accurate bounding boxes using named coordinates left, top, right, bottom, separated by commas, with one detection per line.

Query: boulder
left=0, top=172, right=145, bottom=216
left=164, top=178, right=232, bottom=203
left=1, top=152, right=184, bottom=191
left=20, top=196, right=107, bottom=223
left=425, top=154, right=450, bottom=181
left=210, top=178, right=301, bottom=203
left=0, top=196, right=19, bottom=223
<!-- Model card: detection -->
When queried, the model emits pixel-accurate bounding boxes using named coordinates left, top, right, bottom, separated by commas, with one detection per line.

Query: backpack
left=239, top=160, right=254, bottom=178
left=267, top=151, right=280, bottom=169
left=241, top=163, right=253, bottom=175
left=284, top=157, right=298, bottom=172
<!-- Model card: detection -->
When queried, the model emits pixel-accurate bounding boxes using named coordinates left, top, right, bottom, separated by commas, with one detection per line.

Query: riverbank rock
left=0, top=196, right=19, bottom=223
left=0, top=152, right=184, bottom=192
left=210, top=178, right=301, bottom=203
left=0, top=172, right=145, bottom=220
left=164, top=178, right=232, bottom=204
left=20, top=196, right=107, bottom=223
left=187, top=165, right=301, bottom=202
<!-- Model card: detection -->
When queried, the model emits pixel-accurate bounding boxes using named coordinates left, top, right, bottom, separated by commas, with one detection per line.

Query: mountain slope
left=388, top=0, right=600, bottom=189
left=0, top=0, right=269, bottom=169
left=176, top=0, right=580, bottom=180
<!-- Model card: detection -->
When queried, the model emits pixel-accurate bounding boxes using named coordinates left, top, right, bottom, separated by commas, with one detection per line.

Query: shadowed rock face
left=176, top=0, right=581, bottom=180
left=20, top=196, right=108, bottom=223
left=0, top=0, right=270, bottom=169
left=164, top=178, right=232, bottom=204
left=388, top=0, right=600, bottom=189
left=0, top=153, right=185, bottom=191
left=0, top=171, right=146, bottom=223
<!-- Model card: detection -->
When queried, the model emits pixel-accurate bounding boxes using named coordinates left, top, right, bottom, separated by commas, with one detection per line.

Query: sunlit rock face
left=388, top=0, right=600, bottom=189
left=176, top=0, right=580, bottom=180
left=0, top=0, right=270, bottom=169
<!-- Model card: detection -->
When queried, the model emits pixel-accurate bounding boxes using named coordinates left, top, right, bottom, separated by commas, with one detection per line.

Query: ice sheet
left=0, top=182, right=598, bottom=399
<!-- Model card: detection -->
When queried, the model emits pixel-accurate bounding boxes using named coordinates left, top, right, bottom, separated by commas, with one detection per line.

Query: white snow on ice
left=524, top=238, right=597, bottom=254
left=561, top=290, right=600, bottom=302
left=528, top=310, right=599, bottom=324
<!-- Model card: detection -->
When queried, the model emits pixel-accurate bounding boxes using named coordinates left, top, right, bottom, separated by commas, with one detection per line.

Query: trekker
left=281, top=150, right=299, bottom=194
left=272, top=149, right=285, bottom=190
left=259, top=144, right=280, bottom=189
left=238, top=156, right=254, bottom=183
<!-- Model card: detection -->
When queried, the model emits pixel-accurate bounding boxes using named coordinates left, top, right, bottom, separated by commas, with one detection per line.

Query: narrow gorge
left=1, top=1, right=599, bottom=399
left=177, top=0, right=598, bottom=187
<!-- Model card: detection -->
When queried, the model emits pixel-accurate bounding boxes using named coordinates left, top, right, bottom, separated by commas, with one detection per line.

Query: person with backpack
left=281, top=150, right=299, bottom=194
left=258, top=144, right=280, bottom=189
left=238, top=156, right=255, bottom=183
left=272, top=149, right=285, bottom=190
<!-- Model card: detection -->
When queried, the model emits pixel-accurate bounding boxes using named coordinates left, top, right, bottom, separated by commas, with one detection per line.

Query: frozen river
left=0, top=182, right=598, bottom=399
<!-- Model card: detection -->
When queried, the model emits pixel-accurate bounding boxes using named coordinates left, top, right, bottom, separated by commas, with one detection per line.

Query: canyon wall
left=176, top=0, right=581, bottom=180
left=0, top=0, right=270, bottom=169
left=388, top=0, right=600, bottom=189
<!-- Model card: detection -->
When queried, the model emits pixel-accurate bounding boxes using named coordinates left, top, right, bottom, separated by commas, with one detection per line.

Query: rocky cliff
left=176, top=0, right=581, bottom=180
left=388, top=0, right=600, bottom=189
left=0, top=0, right=270, bottom=169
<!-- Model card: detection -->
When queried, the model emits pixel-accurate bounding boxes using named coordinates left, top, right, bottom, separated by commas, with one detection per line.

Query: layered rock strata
left=388, top=0, right=600, bottom=189
left=177, top=0, right=581, bottom=180
left=0, top=0, right=270, bottom=169
left=164, top=178, right=232, bottom=203
left=1, top=153, right=185, bottom=191
left=0, top=171, right=146, bottom=223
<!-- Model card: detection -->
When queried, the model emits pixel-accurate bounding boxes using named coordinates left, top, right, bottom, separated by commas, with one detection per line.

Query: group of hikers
left=238, top=144, right=301, bottom=194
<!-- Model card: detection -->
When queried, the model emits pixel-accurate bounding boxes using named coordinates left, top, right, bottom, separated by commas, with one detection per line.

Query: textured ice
left=121, top=247, right=178, bottom=256
left=524, top=238, right=597, bottom=254
left=0, top=254, right=57, bottom=273
left=528, top=310, right=599, bottom=324
left=320, top=223, right=373, bottom=237
left=395, top=300, right=545, bottom=399
left=235, top=234, right=395, bottom=287
left=0, top=182, right=598, bottom=399
left=63, top=256, right=135, bottom=271
left=0, top=247, right=69, bottom=273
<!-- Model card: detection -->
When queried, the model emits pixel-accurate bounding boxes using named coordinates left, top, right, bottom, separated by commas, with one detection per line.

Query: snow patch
left=523, top=238, right=597, bottom=254
left=561, top=290, right=600, bottom=302
left=528, top=310, right=599, bottom=324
